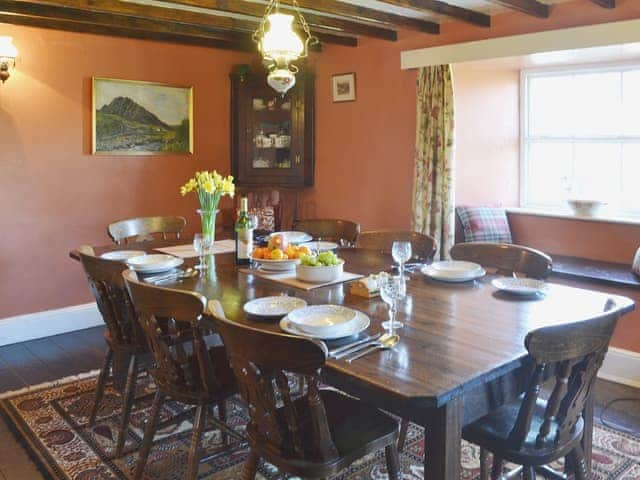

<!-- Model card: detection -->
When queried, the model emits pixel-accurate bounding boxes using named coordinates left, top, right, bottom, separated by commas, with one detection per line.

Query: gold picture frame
left=332, top=72, right=356, bottom=103
left=92, top=77, right=194, bottom=155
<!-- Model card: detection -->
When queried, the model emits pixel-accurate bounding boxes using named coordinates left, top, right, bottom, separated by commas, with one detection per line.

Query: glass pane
left=528, top=75, right=574, bottom=137
left=623, top=70, right=640, bottom=136
left=526, top=142, right=573, bottom=206
left=622, top=143, right=640, bottom=211
left=572, top=72, right=622, bottom=137
left=250, top=96, right=293, bottom=169
left=572, top=143, right=621, bottom=206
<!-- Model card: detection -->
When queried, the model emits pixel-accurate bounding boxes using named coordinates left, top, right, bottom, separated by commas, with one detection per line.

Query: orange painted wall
left=0, top=24, right=249, bottom=318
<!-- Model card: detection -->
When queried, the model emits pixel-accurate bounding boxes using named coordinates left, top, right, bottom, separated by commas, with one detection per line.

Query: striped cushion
left=456, top=206, right=512, bottom=243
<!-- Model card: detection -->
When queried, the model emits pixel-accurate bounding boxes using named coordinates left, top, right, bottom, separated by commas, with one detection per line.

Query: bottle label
left=237, top=228, right=253, bottom=259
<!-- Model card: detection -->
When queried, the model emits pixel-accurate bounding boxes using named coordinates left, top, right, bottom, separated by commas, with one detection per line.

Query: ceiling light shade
left=267, top=67, right=296, bottom=95
left=261, top=13, right=304, bottom=66
left=0, top=36, right=17, bottom=84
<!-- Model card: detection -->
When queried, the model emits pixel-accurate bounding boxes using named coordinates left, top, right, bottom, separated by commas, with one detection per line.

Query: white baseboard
left=599, top=347, right=640, bottom=389
left=0, top=303, right=103, bottom=346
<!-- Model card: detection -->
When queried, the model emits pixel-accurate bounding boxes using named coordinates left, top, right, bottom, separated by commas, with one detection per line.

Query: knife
left=329, top=333, right=381, bottom=359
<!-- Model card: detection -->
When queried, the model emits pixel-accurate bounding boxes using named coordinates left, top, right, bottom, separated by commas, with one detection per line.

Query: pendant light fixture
left=253, top=0, right=318, bottom=95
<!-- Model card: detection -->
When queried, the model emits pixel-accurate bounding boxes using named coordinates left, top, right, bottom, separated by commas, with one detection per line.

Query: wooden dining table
left=71, top=240, right=635, bottom=479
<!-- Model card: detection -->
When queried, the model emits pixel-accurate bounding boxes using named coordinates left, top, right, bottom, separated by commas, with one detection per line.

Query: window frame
left=519, top=60, right=640, bottom=219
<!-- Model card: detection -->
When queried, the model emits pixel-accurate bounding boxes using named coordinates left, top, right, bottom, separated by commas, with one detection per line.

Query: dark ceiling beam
left=289, top=0, right=439, bottom=34
left=167, top=0, right=397, bottom=41
left=375, top=0, right=490, bottom=27
left=0, top=12, right=249, bottom=49
left=590, top=0, right=616, bottom=8
left=488, top=0, right=549, bottom=18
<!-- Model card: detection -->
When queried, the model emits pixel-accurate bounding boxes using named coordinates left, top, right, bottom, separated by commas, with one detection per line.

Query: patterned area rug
left=1, top=373, right=640, bottom=480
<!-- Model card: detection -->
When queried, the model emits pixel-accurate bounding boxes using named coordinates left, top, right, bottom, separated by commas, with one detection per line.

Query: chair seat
left=463, top=396, right=584, bottom=465
left=254, top=388, right=398, bottom=477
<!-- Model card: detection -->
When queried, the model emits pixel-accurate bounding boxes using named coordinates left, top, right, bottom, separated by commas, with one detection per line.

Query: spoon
left=345, top=334, right=400, bottom=363
left=152, top=267, right=197, bottom=284
left=333, top=332, right=394, bottom=360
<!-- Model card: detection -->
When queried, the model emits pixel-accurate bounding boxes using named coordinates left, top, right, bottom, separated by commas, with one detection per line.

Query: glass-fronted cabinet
left=230, top=71, right=314, bottom=187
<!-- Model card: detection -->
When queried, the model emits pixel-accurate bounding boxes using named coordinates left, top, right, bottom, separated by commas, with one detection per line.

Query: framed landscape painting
left=92, top=77, right=193, bottom=155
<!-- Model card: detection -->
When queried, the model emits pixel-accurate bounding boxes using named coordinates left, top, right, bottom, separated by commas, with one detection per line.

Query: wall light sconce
left=0, top=36, right=18, bottom=84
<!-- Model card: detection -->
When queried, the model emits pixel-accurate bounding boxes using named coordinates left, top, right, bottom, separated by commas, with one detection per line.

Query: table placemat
left=239, top=268, right=363, bottom=291
left=155, top=239, right=236, bottom=258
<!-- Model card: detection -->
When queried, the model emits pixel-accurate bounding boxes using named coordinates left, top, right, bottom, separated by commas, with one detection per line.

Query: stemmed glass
left=193, top=233, right=213, bottom=270
left=378, top=275, right=406, bottom=331
left=392, top=241, right=412, bottom=281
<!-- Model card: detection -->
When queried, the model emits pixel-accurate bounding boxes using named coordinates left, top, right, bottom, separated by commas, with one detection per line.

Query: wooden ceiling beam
left=487, top=0, right=549, bottom=18
left=289, top=0, right=439, bottom=34
left=166, top=0, right=397, bottom=41
left=0, top=11, right=248, bottom=49
left=590, top=0, right=616, bottom=8
left=375, top=0, right=490, bottom=27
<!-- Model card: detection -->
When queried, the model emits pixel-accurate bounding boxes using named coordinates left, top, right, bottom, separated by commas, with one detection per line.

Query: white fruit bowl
left=296, top=261, right=344, bottom=283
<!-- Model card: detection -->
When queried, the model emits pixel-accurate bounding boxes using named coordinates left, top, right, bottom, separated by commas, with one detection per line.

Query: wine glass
left=193, top=234, right=212, bottom=270
left=378, top=275, right=406, bottom=331
left=392, top=241, right=412, bottom=281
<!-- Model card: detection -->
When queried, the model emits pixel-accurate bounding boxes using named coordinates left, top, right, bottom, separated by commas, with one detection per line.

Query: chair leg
left=89, top=348, right=113, bottom=426
left=185, top=405, right=207, bottom=480
left=242, top=451, right=260, bottom=480
left=134, top=390, right=165, bottom=480
left=491, top=455, right=503, bottom=480
left=522, top=465, right=536, bottom=480
left=398, top=419, right=409, bottom=452
left=385, top=443, right=401, bottom=480
left=115, top=354, right=138, bottom=457
left=568, top=444, right=589, bottom=480
left=479, top=448, right=489, bottom=480
left=217, top=400, right=228, bottom=446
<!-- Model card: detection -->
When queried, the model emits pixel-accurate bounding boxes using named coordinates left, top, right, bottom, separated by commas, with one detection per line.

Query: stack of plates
left=243, top=296, right=307, bottom=319
left=126, top=254, right=183, bottom=274
left=101, top=250, right=146, bottom=262
left=280, top=305, right=370, bottom=339
left=421, top=261, right=485, bottom=283
left=300, top=241, right=339, bottom=252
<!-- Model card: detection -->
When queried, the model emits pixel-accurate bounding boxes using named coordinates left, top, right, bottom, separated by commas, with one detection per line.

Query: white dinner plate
left=280, top=310, right=370, bottom=340
left=244, top=296, right=307, bottom=318
left=299, top=241, right=339, bottom=252
left=269, top=231, right=313, bottom=244
left=287, top=305, right=357, bottom=337
left=101, top=250, right=147, bottom=261
left=421, top=262, right=486, bottom=283
left=491, top=277, right=548, bottom=297
left=126, top=254, right=184, bottom=274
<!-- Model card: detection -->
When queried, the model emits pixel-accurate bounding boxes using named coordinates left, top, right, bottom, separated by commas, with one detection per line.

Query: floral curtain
left=412, top=65, right=455, bottom=260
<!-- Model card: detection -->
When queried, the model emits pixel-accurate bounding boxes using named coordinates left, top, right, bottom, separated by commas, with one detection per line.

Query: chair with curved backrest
left=122, top=270, right=238, bottom=480
left=108, top=216, right=187, bottom=244
left=292, top=218, right=360, bottom=246
left=77, top=246, right=150, bottom=457
left=450, top=242, right=553, bottom=279
left=463, top=300, right=620, bottom=480
left=356, top=230, right=437, bottom=261
left=210, top=313, right=401, bottom=480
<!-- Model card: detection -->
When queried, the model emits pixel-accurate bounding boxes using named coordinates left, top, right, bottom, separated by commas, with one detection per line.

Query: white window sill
left=506, top=207, right=640, bottom=227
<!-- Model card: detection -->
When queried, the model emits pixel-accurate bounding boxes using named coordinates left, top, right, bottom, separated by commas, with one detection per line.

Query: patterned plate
left=243, top=296, right=307, bottom=318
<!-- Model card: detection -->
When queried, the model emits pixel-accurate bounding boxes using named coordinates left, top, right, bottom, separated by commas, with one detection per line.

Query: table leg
left=423, top=396, right=462, bottom=480
left=581, top=393, right=594, bottom=474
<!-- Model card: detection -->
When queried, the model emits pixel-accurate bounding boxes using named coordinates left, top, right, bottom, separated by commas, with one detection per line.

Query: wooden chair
left=463, top=300, right=620, bottom=480
left=292, top=218, right=360, bottom=246
left=122, top=270, right=239, bottom=480
left=356, top=230, right=437, bottom=260
left=210, top=314, right=401, bottom=480
left=450, top=242, right=553, bottom=279
left=107, top=216, right=186, bottom=244
left=78, top=247, right=150, bottom=457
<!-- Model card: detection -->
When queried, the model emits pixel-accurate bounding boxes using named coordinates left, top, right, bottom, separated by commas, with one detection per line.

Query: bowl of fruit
left=250, top=234, right=312, bottom=272
left=296, top=251, right=345, bottom=283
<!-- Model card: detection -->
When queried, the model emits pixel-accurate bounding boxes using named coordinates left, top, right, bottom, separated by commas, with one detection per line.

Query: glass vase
left=197, top=209, right=218, bottom=245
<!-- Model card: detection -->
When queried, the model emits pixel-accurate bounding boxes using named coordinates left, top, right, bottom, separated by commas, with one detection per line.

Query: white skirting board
left=599, top=347, right=640, bottom=389
left=0, top=303, right=103, bottom=347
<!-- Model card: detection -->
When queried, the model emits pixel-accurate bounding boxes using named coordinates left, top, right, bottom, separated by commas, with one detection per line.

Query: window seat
left=551, top=255, right=640, bottom=290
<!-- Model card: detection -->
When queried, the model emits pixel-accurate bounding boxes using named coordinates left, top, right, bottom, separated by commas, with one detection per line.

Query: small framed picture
left=332, top=73, right=356, bottom=102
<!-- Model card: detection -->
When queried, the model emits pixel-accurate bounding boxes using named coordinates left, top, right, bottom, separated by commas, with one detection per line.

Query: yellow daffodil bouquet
left=180, top=170, right=235, bottom=241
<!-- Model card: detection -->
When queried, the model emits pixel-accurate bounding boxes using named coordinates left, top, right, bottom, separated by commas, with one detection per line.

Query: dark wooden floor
left=0, top=326, right=639, bottom=479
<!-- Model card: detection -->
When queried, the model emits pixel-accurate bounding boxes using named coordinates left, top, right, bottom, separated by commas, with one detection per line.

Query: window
left=521, top=64, right=640, bottom=218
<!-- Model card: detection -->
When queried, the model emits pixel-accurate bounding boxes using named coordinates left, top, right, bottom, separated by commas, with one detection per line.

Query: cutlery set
left=143, top=267, right=198, bottom=284
left=329, top=332, right=399, bottom=363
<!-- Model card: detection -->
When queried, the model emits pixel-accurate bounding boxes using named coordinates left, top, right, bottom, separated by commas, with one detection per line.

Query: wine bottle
left=235, top=197, right=254, bottom=265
